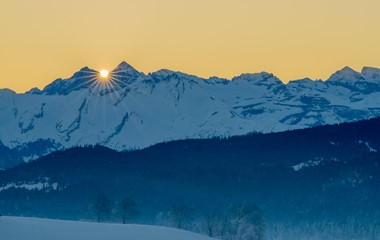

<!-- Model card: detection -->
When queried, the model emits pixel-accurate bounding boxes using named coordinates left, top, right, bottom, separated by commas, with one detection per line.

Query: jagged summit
left=78, top=66, right=94, bottom=72
left=113, top=61, right=136, bottom=71
left=109, top=61, right=144, bottom=85
left=323, top=66, right=380, bottom=93
left=69, top=66, right=97, bottom=79
left=232, top=72, right=281, bottom=82
left=231, top=72, right=283, bottom=90
left=150, top=69, right=199, bottom=80
left=2, top=63, right=380, bottom=167
left=339, top=66, right=357, bottom=73
left=22, top=64, right=380, bottom=95
left=361, top=66, right=380, bottom=80
left=112, top=61, right=142, bottom=75
left=151, top=69, right=176, bottom=76
left=25, top=87, right=41, bottom=94
left=32, top=62, right=143, bottom=95
left=38, top=66, right=98, bottom=95
left=327, top=66, right=364, bottom=82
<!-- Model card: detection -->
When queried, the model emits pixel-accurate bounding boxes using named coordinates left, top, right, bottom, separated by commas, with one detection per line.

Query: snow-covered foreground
left=0, top=216, right=217, bottom=240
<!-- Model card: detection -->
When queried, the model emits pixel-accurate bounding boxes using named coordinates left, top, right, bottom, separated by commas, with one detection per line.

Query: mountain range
left=1, top=62, right=380, bottom=168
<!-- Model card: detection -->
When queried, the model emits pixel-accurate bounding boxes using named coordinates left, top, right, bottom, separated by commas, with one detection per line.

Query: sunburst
left=99, top=70, right=109, bottom=79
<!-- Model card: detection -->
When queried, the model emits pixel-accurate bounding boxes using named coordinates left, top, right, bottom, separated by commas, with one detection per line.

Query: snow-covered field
left=0, top=216, right=216, bottom=240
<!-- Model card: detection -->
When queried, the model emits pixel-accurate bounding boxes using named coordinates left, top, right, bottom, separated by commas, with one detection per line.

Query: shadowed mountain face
left=1, top=118, right=380, bottom=239
left=1, top=63, right=380, bottom=167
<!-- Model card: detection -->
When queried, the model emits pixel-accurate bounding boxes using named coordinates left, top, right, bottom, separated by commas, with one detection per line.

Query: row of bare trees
left=89, top=195, right=137, bottom=223
left=89, top=196, right=265, bottom=240
left=156, top=203, right=265, bottom=240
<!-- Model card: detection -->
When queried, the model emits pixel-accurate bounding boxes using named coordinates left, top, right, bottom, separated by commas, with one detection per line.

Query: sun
left=99, top=69, right=109, bottom=79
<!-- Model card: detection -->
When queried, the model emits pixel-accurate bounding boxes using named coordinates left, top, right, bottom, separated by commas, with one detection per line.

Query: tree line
left=89, top=195, right=265, bottom=240
left=89, top=195, right=137, bottom=224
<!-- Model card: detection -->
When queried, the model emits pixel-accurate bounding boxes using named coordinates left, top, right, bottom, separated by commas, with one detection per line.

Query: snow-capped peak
left=3, top=64, right=380, bottom=167
left=112, top=61, right=142, bottom=75
left=0, top=88, right=16, bottom=96
left=232, top=72, right=283, bottom=88
left=25, top=87, right=42, bottom=94
left=109, top=61, right=144, bottom=85
left=327, top=66, right=365, bottom=82
left=150, top=69, right=177, bottom=77
left=361, top=66, right=380, bottom=81
left=79, top=66, right=93, bottom=72
left=38, top=66, right=98, bottom=95
left=150, top=69, right=195, bottom=79
left=71, top=66, right=97, bottom=78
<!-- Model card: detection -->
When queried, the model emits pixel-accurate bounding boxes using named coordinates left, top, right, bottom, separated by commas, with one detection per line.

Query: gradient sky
left=1, top=0, right=380, bottom=93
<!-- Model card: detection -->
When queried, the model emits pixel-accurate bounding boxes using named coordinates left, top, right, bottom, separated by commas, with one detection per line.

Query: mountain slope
left=1, top=63, right=380, bottom=167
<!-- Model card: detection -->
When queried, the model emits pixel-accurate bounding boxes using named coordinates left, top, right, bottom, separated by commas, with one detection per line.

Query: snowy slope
left=1, top=63, right=380, bottom=166
left=0, top=216, right=216, bottom=240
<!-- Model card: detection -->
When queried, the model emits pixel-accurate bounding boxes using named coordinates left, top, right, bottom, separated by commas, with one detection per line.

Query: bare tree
left=219, top=211, right=230, bottom=238
left=114, top=198, right=137, bottom=224
left=169, top=204, right=193, bottom=229
left=229, top=203, right=265, bottom=240
left=89, top=195, right=111, bottom=223
left=201, top=211, right=219, bottom=237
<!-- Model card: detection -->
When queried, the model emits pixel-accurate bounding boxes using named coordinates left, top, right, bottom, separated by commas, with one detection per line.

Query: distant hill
left=1, top=117, right=380, bottom=239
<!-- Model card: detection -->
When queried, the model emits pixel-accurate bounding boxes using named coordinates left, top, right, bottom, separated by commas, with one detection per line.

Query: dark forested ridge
left=1, top=118, right=380, bottom=239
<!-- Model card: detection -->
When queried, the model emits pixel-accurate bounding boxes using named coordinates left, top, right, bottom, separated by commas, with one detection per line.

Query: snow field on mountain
left=1, top=63, right=380, bottom=164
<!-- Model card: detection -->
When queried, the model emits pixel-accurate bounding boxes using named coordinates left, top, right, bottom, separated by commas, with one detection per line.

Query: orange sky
left=1, top=0, right=380, bottom=93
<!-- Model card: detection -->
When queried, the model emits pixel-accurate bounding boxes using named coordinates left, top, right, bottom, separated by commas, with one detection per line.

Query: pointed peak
left=40, top=66, right=97, bottom=95
left=327, top=66, right=364, bottom=82
left=112, top=61, right=140, bottom=73
left=76, top=66, right=96, bottom=74
left=71, top=66, right=96, bottom=79
left=331, top=66, right=358, bottom=77
left=117, top=61, right=132, bottom=68
left=340, top=66, right=356, bottom=73
left=25, top=87, right=42, bottom=94
left=80, top=66, right=91, bottom=71
left=334, top=66, right=361, bottom=76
